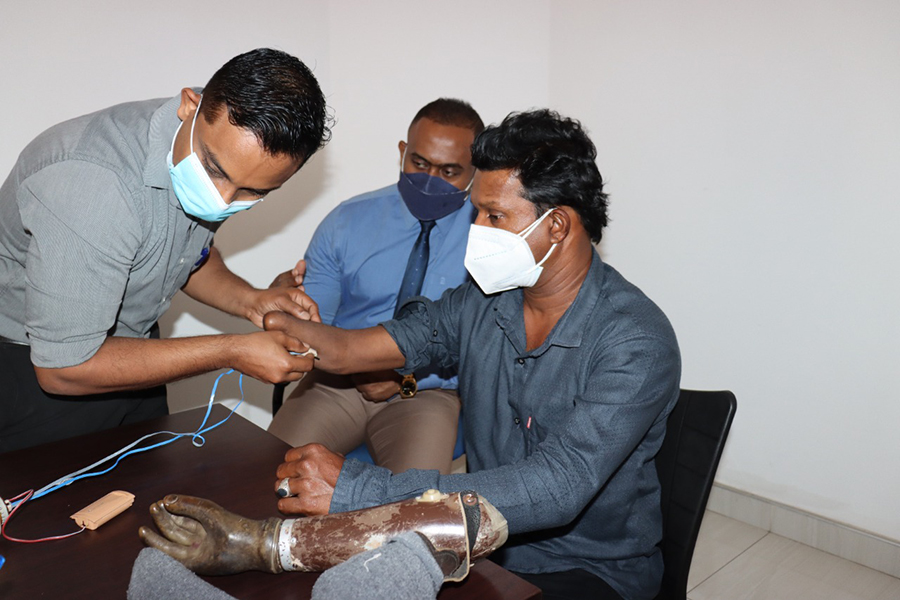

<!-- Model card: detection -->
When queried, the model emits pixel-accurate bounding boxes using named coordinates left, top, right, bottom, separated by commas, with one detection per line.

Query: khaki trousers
left=268, top=371, right=460, bottom=475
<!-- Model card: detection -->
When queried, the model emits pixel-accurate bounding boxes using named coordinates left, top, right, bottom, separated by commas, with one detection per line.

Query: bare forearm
left=34, top=336, right=234, bottom=395
left=263, top=312, right=405, bottom=375
left=182, top=247, right=320, bottom=328
left=34, top=329, right=314, bottom=396
left=181, top=246, right=255, bottom=319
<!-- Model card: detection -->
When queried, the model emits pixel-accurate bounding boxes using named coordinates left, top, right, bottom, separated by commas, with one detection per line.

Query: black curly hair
left=201, top=48, right=332, bottom=163
left=471, top=109, right=608, bottom=242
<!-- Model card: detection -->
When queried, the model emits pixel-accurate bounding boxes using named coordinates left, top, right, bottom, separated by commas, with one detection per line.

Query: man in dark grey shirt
left=262, top=110, right=681, bottom=600
left=0, top=49, right=328, bottom=453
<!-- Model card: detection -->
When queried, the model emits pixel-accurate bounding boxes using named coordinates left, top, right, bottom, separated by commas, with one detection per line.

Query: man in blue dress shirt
left=268, top=99, right=484, bottom=475
left=264, top=108, right=681, bottom=600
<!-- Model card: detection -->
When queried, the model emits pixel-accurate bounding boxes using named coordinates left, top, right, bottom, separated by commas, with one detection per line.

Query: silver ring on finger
left=276, top=477, right=295, bottom=498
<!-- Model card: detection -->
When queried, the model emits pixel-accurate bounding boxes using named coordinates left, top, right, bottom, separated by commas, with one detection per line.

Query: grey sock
left=312, top=531, right=444, bottom=600
left=127, top=547, right=237, bottom=600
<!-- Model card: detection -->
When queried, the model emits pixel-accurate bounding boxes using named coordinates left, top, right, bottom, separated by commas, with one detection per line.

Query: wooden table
left=0, top=405, right=540, bottom=599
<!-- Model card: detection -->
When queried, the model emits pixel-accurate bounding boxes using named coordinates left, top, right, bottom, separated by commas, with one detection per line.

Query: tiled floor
left=688, top=512, right=900, bottom=600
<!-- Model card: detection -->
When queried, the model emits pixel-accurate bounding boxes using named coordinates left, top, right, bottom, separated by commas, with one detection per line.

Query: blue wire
left=14, top=370, right=244, bottom=507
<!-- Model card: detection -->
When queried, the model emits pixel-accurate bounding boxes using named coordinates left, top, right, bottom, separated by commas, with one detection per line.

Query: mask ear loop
left=399, top=146, right=415, bottom=181
left=462, top=159, right=475, bottom=192
left=518, top=208, right=556, bottom=238
left=188, top=95, right=203, bottom=156
left=463, top=173, right=474, bottom=193
left=166, top=95, right=202, bottom=162
left=535, top=240, right=558, bottom=267
left=522, top=208, right=558, bottom=269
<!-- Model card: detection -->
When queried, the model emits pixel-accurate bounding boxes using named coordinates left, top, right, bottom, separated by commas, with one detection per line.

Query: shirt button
left=514, top=417, right=521, bottom=425
left=433, top=330, right=439, bottom=337
left=517, top=358, right=525, bottom=365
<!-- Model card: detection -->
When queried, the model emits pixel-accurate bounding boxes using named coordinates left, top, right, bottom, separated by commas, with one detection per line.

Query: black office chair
left=273, top=382, right=287, bottom=415
left=654, top=389, right=737, bottom=600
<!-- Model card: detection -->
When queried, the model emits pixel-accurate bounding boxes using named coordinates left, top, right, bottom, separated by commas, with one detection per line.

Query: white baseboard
left=706, top=483, right=900, bottom=579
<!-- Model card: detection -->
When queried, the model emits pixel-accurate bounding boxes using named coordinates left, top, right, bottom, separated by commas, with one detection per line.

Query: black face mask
left=398, top=171, right=470, bottom=221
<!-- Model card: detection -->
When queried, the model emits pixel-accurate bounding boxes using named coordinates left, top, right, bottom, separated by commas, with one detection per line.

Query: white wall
left=2, top=0, right=896, bottom=542
left=548, top=0, right=900, bottom=542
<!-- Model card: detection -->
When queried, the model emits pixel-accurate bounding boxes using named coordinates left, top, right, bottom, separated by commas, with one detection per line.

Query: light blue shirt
left=303, top=184, right=474, bottom=390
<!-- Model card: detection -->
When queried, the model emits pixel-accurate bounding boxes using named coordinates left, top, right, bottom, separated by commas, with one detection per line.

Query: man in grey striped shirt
left=0, top=48, right=329, bottom=453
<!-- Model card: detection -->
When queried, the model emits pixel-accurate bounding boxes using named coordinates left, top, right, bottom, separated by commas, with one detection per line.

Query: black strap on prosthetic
left=460, top=490, right=481, bottom=555
left=441, top=490, right=483, bottom=582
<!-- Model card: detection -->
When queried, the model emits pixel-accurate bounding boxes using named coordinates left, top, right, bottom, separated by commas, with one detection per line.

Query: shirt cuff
left=330, top=459, right=391, bottom=513
left=27, top=334, right=106, bottom=368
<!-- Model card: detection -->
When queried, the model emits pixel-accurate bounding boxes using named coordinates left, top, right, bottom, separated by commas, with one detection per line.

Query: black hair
left=471, top=109, right=608, bottom=243
left=412, top=98, right=484, bottom=136
left=201, top=48, right=332, bottom=163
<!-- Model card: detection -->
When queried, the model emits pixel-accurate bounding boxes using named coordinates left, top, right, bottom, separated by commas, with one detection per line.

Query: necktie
left=395, top=219, right=436, bottom=316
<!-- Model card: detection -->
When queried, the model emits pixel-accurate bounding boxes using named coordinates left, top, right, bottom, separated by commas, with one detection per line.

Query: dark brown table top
left=0, top=404, right=540, bottom=600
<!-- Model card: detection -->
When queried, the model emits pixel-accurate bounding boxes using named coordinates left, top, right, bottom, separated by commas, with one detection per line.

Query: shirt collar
left=493, top=249, right=606, bottom=355
left=142, top=94, right=183, bottom=192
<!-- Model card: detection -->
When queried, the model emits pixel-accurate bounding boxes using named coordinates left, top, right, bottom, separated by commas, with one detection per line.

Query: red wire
left=1, top=490, right=85, bottom=543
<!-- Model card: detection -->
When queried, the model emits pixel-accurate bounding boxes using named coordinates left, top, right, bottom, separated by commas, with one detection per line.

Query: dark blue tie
left=395, top=219, right=436, bottom=316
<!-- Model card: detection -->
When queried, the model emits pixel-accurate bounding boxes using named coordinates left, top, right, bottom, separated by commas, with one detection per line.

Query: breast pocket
left=520, top=396, right=572, bottom=455
left=521, top=414, right=546, bottom=455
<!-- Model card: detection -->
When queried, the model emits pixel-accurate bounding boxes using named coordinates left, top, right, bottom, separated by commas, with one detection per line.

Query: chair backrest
left=654, top=389, right=737, bottom=600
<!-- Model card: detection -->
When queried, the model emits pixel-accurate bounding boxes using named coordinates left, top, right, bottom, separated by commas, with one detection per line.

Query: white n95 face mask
left=464, top=208, right=557, bottom=295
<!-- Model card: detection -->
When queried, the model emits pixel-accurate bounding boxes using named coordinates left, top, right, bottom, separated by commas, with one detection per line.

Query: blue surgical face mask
left=167, top=96, right=263, bottom=222
left=397, top=149, right=472, bottom=221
